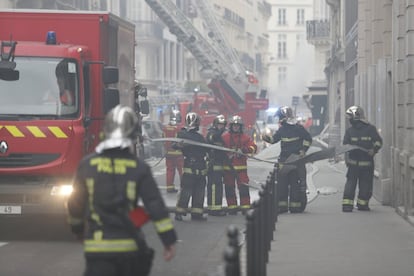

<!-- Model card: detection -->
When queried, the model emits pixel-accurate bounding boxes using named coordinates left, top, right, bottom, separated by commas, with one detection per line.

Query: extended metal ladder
left=144, top=0, right=247, bottom=103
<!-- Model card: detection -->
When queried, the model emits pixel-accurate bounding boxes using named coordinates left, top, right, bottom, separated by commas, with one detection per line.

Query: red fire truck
left=0, top=10, right=147, bottom=219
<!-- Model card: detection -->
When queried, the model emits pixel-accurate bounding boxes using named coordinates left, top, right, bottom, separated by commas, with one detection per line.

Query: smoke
left=269, top=43, right=315, bottom=108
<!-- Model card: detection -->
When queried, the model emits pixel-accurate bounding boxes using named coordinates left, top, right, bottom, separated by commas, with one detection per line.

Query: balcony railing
left=306, top=20, right=330, bottom=42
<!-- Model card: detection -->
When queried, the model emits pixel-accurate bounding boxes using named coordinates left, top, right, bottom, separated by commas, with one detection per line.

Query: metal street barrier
left=224, top=163, right=279, bottom=276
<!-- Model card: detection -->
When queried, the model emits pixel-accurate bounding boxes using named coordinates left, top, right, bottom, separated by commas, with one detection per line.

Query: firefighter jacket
left=163, top=124, right=183, bottom=157
left=206, top=127, right=227, bottom=167
left=67, top=148, right=177, bottom=257
left=222, top=131, right=257, bottom=169
left=343, top=120, right=382, bottom=167
left=270, top=122, right=312, bottom=162
left=175, top=128, right=208, bottom=174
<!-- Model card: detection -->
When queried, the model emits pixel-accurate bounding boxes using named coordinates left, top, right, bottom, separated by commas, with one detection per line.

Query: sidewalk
left=265, top=160, right=414, bottom=276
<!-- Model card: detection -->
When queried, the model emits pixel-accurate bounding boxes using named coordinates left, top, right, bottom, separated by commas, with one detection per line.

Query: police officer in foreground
left=206, top=114, right=227, bottom=216
left=175, top=112, right=209, bottom=221
left=262, top=106, right=312, bottom=213
left=342, top=105, right=382, bottom=212
left=67, top=105, right=177, bottom=276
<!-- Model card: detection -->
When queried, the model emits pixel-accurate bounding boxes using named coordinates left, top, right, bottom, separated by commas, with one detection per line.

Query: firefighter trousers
left=165, top=156, right=183, bottom=191
left=207, top=168, right=224, bottom=212
left=343, top=165, right=374, bottom=210
left=84, top=251, right=153, bottom=276
left=176, top=171, right=206, bottom=218
left=223, top=170, right=250, bottom=212
left=277, top=163, right=307, bottom=213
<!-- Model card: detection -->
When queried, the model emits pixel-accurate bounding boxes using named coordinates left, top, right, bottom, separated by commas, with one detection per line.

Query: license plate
left=0, top=205, right=22, bottom=215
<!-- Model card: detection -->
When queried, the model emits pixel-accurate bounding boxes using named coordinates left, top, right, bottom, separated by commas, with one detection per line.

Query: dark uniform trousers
left=176, top=167, right=207, bottom=218
left=207, top=165, right=224, bottom=212
left=84, top=252, right=153, bottom=276
left=277, top=162, right=307, bottom=213
left=343, top=164, right=374, bottom=209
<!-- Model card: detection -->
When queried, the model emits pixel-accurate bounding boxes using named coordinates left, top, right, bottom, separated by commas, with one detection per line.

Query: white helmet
left=185, top=112, right=200, bottom=130
left=95, top=105, right=139, bottom=153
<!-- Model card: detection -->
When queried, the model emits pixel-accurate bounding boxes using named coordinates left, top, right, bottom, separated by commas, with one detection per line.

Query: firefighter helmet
left=229, top=115, right=243, bottom=133
left=213, top=114, right=227, bottom=127
left=96, top=105, right=139, bottom=153
left=185, top=112, right=200, bottom=129
left=276, top=106, right=296, bottom=125
left=170, top=109, right=181, bottom=126
left=346, top=105, right=365, bottom=121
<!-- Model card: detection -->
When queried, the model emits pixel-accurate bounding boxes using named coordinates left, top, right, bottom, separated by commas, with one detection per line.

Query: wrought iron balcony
left=306, top=20, right=330, bottom=43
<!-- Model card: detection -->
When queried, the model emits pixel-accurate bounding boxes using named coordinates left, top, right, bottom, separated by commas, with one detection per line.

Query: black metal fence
left=223, top=163, right=279, bottom=276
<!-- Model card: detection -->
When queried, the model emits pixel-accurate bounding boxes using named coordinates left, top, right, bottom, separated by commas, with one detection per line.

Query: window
left=278, top=8, right=286, bottom=25
left=277, top=34, right=287, bottom=59
left=297, top=9, right=305, bottom=25
left=278, top=67, right=287, bottom=84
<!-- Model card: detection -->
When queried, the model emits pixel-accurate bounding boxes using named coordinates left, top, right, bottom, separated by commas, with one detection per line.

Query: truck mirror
left=0, top=69, right=19, bottom=81
left=102, top=66, right=119, bottom=85
left=140, top=99, right=150, bottom=115
left=103, top=87, right=120, bottom=114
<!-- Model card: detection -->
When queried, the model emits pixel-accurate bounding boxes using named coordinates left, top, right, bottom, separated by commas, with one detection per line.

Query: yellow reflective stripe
left=167, top=151, right=182, bottom=155
left=358, top=161, right=372, bottom=166
left=86, top=178, right=102, bottom=226
left=281, top=137, right=299, bottom=142
left=208, top=205, right=222, bottom=211
left=183, top=168, right=207, bottom=175
left=154, top=218, right=174, bottom=233
left=93, top=230, right=103, bottom=240
left=126, top=181, right=136, bottom=202
left=223, top=165, right=247, bottom=171
left=213, top=165, right=224, bottom=171
left=289, top=202, right=301, bottom=207
left=351, top=137, right=358, bottom=141
left=374, top=141, right=382, bottom=147
left=361, top=137, right=371, bottom=141
left=228, top=205, right=238, bottom=210
left=279, top=201, right=288, bottom=207
left=84, top=239, right=138, bottom=253
left=27, top=126, right=46, bottom=138
left=67, top=216, right=83, bottom=225
left=48, top=126, right=68, bottom=138
left=342, top=199, right=354, bottom=205
left=5, top=125, right=24, bottom=137
left=303, top=140, right=311, bottom=146
left=357, top=199, right=368, bottom=205
left=192, top=208, right=203, bottom=214
left=176, top=207, right=187, bottom=213
left=240, top=204, right=251, bottom=209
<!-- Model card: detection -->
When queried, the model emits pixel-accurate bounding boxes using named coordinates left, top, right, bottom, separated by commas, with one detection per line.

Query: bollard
left=226, top=225, right=240, bottom=276
left=224, top=246, right=238, bottom=276
left=246, top=209, right=255, bottom=276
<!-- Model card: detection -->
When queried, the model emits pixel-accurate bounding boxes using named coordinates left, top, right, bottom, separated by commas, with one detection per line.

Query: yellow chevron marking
left=48, top=126, right=68, bottom=138
left=5, top=126, right=24, bottom=137
left=27, top=126, right=46, bottom=138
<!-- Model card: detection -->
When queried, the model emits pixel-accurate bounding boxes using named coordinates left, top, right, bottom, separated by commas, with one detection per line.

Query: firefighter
left=342, top=105, right=382, bottom=212
left=174, top=112, right=209, bottom=221
left=206, top=114, right=227, bottom=216
left=163, top=109, right=184, bottom=193
left=222, top=115, right=257, bottom=215
left=67, top=105, right=177, bottom=276
left=262, top=106, right=312, bottom=213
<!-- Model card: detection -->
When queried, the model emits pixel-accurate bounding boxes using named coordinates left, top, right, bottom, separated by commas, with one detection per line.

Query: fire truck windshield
left=0, top=57, right=79, bottom=118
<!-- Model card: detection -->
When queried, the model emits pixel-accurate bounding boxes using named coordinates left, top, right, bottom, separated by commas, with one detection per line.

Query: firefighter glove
left=262, top=134, right=272, bottom=143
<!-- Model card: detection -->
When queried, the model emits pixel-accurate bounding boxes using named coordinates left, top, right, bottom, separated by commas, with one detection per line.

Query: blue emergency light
left=46, top=31, right=57, bottom=45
